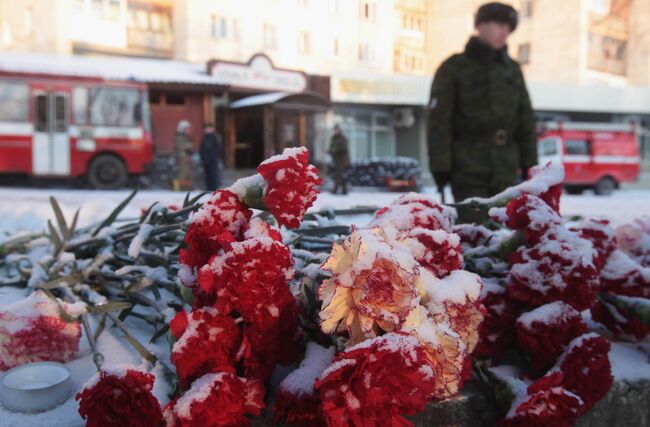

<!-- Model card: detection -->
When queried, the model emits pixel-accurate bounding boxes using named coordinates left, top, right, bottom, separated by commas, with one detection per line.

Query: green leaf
left=88, top=301, right=132, bottom=314
left=69, top=208, right=80, bottom=236
left=182, top=192, right=191, bottom=208
left=150, top=324, right=169, bottom=344
left=94, top=314, right=107, bottom=341
left=243, top=185, right=266, bottom=210
left=48, top=220, right=63, bottom=255
left=139, top=202, right=159, bottom=224
left=92, top=189, right=138, bottom=237
left=49, top=196, right=70, bottom=240
left=38, top=273, right=83, bottom=290
left=123, top=334, right=157, bottom=364
left=295, top=226, right=351, bottom=237
left=40, top=289, right=78, bottom=323
left=600, top=293, right=650, bottom=327
left=125, top=278, right=153, bottom=293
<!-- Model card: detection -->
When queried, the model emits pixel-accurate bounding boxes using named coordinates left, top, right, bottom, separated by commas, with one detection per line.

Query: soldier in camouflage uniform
left=329, top=125, right=350, bottom=195
left=427, top=2, right=538, bottom=222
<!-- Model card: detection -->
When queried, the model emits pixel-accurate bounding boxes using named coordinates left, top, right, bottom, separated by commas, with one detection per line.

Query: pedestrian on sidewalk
left=329, top=124, right=350, bottom=195
left=174, top=120, right=194, bottom=191
left=427, top=2, right=538, bottom=222
left=199, top=123, right=223, bottom=191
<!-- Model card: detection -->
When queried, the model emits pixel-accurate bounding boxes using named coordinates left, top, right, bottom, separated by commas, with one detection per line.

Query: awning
left=229, top=91, right=331, bottom=111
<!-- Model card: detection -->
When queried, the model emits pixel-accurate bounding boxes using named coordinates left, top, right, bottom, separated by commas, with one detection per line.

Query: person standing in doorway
left=427, top=2, right=537, bottom=221
left=199, top=123, right=223, bottom=191
left=329, top=124, right=350, bottom=195
left=174, top=120, right=194, bottom=191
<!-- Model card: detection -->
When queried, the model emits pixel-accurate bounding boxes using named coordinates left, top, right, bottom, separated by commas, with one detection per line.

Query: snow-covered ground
left=2, top=186, right=650, bottom=238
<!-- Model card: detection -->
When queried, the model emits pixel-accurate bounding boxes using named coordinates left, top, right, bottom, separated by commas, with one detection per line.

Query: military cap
left=475, top=2, right=518, bottom=32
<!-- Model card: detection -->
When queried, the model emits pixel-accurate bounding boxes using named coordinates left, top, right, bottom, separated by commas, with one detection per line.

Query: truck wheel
left=88, top=154, right=127, bottom=189
left=594, top=177, right=616, bottom=196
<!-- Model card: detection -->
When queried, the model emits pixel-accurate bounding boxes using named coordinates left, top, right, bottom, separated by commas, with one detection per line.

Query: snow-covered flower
left=615, top=216, right=650, bottom=267
left=76, top=366, right=162, bottom=427
left=314, top=333, right=437, bottom=427
left=515, top=302, right=588, bottom=371
left=406, top=228, right=463, bottom=278
left=170, top=308, right=240, bottom=389
left=318, top=227, right=421, bottom=345
left=163, top=372, right=264, bottom=427
left=475, top=280, right=518, bottom=360
left=570, top=218, right=617, bottom=269
left=369, top=193, right=454, bottom=233
left=180, top=189, right=252, bottom=270
left=0, top=291, right=84, bottom=371
left=256, top=146, right=321, bottom=228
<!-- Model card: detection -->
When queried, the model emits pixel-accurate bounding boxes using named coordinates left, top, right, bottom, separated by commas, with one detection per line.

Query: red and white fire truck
left=0, top=72, right=152, bottom=189
left=537, top=121, right=641, bottom=195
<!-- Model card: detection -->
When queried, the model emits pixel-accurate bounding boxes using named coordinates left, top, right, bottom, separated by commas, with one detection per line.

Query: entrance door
left=33, top=92, right=70, bottom=175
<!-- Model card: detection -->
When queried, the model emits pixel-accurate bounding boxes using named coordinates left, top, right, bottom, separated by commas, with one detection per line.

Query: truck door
left=33, top=91, right=70, bottom=175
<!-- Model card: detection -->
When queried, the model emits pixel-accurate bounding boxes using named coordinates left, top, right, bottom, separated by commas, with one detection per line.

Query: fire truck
left=0, top=73, right=152, bottom=189
left=537, top=121, right=641, bottom=195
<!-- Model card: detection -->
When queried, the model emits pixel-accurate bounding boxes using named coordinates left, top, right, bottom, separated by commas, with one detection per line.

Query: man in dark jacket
left=427, top=2, right=538, bottom=220
left=329, top=125, right=350, bottom=195
left=199, top=123, right=223, bottom=191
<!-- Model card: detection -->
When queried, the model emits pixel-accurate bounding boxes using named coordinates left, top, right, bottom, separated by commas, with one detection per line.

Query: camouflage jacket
left=427, top=36, right=538, bottom=188
left=329, top=134, right=350, bottom=167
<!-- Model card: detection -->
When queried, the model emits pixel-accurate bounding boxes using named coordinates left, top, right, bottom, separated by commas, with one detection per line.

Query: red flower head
left=590, top=298, right=650, bottom=340
left=501, top=372, right=582, bottom=427
left=553, top=333, right=612, bottom=413
left=170, top=307, right=241, bottom=389
left=599, top=250, right=650, bottom=299
left=315, top=333, right=437, bottom=427
left=475, top=280, right=518, bottom=360
left=615, top=216, right=650, bottom=267
left=507, top=225, right=599, bottom=311
left=528, top=164, right=563, bottom=213
left=515, top=302, right=588, bottom=371
left=453, top=223, right=493, bottom=250
left=76, top=366, right=162, bottom=427
left=181, top=189, right=252, bottom=270
left=570, top=218, right=617, bottom=270
left=257, top=146, right=321, bottom=228
left=0, top=291, right=82, bottom=371
left=491, top=194, right=562, bottom=245
left=163, top=372, right=265, bottom=427
left=369, top=193, right=455, bottom=233
left=273, top=342, right=335, bottom=426
left=406, top=228, right=463, bottom=278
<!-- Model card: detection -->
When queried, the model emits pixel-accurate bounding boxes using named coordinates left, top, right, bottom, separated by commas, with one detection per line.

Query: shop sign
left=210, top=54, right=307, bottom=93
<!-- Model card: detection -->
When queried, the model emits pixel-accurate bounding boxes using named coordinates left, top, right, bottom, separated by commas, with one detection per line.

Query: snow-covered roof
left=229, top=91, right=330, bottom=109
left=0, top=52, right=224, bottom=86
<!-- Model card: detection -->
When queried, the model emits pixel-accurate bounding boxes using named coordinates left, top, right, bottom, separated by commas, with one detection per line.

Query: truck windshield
left=89, top=87, right=143, bottom=127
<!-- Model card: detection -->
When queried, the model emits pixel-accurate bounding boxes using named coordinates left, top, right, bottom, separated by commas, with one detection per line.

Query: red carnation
left=163, top=372, right=264, bottom=427
left=493, top=194, right=562, bottom=245
left=407, top=228, right=463, bottom=278
left=257, top=146, right=321, bottom=228
left=315, top=333, right=437, bottom=427
left=615, top=216, right=650, bottom=267
left=526, top=163, right=565, bottom=213
left=475, top=281, right=518, bottom=360
left=170, top=307, right=241, bottom=389
left=554, top=333, right=612, bottom=413
left=453, top=223, right=492, bottom=249
left=590, top=298, right=650, bottom=340
left=515, top=302, right=588, bottom=371
left=76, top=366, right=162, bottom=427
left=600, top=250, right=650, bottom=299
left=370, top=193, right=454, bottom=233
left=570, top=219, right=616, bottom=270
left=181, top=189, right=252, bottom=270
left=507, top=225, right=599, bottom=311
left=501, top=372, right=581, bottom=427
left=0, top=291, right=82, bottom=371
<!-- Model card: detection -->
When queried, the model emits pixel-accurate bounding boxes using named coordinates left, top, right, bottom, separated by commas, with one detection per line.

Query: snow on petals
left=0, top=290, right=83, bottom=371
left=163, top=372, right=264, bottom=427
left=76, top=366, right=162, bottom=427
left=314, top=333, right=436, bottom=427
left=257, top=146, right=321, bottom=228
left=369, top=192, right=455, bottom=233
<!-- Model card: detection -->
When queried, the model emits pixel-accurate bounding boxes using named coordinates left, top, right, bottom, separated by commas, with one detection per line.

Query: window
left=539, top=137, right=559, bottom=156
left=263, top=23, right=277, bottom=49
left=298, top=31, right=311, bottom=55
left=518, top=43, right=531, bottom=64
left=165, top=93, right=185, bottom=106
left=358, top=42, right=374, bottom=63
left=0, top=81, right=29, bottom=122
left=332, top=38, right=339, bottom=56
left=211, top=15, right=238, bottom=40
left=148, top=91, right=162, bottom=105
left=360, top=1, right=376, bottom=22
left=520, top=0, right=533, bottom=19
left=565, top=140, right=591, bottom=155
left=73, top=87, right=88, bottom=125
left=89, top=87, right=142, bottom=127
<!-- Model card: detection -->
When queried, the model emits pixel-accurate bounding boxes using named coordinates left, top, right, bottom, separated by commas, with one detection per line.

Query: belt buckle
left=495, top=129, right=507, bottom=145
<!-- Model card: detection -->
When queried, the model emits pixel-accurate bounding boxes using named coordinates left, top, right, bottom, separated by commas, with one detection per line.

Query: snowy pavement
left=1, top=186, right=650, bottom=238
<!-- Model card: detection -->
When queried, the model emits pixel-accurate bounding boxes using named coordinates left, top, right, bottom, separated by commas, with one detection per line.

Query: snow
left=516, top=301, right=579, bottom=329
left=278, top=342, right=335, bottom=396
left=609, top=342, right=650, bottom=382
left=127, top=224, right=153, bottom=259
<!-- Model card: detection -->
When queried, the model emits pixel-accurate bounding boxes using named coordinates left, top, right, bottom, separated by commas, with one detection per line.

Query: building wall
left=149, top=90, right=206, bottom=154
